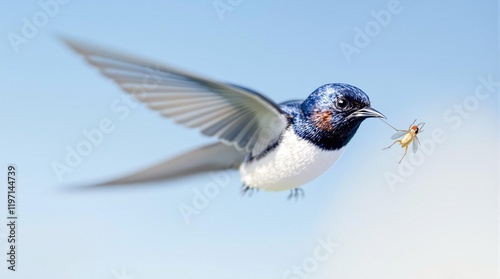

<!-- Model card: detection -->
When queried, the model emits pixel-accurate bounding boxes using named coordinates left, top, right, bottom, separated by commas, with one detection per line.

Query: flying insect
left=382, top=119, right=425, bottom=163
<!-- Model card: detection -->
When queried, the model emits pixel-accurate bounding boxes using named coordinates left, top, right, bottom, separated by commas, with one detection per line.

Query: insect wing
left=412, top=137, right=419, bottom=153
left=391, top=131, right=407, bottom=140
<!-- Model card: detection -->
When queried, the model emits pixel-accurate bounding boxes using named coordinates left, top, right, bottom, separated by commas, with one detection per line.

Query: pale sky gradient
left=0, top=0, right=498, bottom=278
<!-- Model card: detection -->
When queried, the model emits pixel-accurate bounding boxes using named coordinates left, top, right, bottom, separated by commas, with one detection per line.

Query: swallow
left=64, top=39, right=385, bottom=198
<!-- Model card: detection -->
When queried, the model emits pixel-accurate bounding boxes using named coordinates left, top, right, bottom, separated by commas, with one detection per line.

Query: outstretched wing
left=391, top=131, right=407, bottom=140
left=94, top=143, right=246, bottom=187
left=64, top=39, right=288, bottom=156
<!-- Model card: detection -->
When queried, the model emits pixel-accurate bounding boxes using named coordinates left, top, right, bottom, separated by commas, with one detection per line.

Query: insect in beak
left=349, top=106, right=386, bottom=119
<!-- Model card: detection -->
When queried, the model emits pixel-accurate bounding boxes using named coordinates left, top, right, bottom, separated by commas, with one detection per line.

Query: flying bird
left=64, top=39, right=385, bottom=198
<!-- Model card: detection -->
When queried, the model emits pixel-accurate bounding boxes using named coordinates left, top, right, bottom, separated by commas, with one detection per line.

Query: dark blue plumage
left=246, top=83, right=383, bottom=162
left=295, top=83, right=377, bottom=150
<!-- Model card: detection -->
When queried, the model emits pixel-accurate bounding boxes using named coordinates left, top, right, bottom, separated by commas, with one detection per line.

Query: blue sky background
left=0, top=0, right=498, bottom=278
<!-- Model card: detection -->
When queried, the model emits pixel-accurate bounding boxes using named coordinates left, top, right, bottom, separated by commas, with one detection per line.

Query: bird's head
left=298, top=83, right=385, bottom=149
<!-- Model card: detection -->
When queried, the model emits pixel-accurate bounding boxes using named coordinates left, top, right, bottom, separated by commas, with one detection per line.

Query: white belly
left=239, top=128, right=346, bottom=191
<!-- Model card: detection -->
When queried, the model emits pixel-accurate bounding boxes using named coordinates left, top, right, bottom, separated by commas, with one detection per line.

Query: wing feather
left=64, top=39, right=288, bottom=155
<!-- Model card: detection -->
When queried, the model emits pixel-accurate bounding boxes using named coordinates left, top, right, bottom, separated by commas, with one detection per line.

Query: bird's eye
left=335, top=97, right=349, bottom=110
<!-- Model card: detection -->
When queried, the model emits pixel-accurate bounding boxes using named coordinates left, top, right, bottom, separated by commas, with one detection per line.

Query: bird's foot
left=241, top=184, right=258, bottom=197
left=287, top=188, right=305, bottom=201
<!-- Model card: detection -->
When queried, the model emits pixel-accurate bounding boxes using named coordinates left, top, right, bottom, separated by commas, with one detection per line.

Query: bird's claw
left=287, top=188, right=304, bottom=201
left=241, top=184, right=258, bottom=197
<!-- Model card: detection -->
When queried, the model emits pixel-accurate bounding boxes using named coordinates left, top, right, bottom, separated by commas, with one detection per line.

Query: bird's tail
left=91, top=143, right=246, bottom=187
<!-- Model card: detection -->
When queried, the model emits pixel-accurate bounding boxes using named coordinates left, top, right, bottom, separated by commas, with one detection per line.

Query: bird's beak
left=349, top=106, right=386, bottom=119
